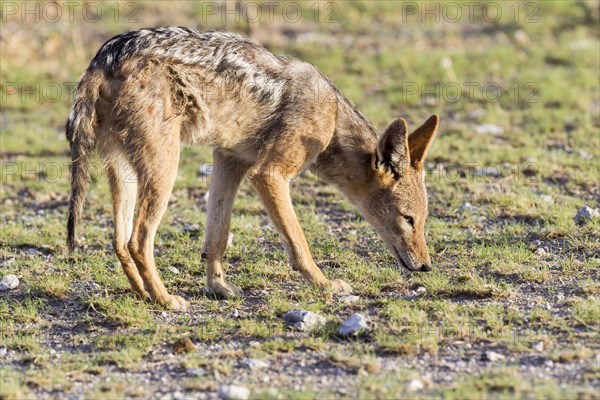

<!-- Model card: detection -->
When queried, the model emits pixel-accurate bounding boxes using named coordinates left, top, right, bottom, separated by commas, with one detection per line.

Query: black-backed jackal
left=67, top=27, right=439, bottom=310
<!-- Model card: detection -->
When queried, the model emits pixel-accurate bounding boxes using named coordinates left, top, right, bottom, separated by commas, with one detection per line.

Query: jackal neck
left=313, top=95, right=378, bottom=192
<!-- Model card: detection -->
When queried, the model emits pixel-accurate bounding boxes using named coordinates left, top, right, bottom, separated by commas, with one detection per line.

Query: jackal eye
left=404, top=215, right=415, bottom=226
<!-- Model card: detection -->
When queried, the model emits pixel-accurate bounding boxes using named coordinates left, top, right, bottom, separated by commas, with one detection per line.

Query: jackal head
left=352, top=115, right=439, bottom=272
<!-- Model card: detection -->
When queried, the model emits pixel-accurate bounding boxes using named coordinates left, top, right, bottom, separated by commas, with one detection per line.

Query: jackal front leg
left=202, top=150, right=249, bottom=299
left=249, top=167, right=352, bottom=296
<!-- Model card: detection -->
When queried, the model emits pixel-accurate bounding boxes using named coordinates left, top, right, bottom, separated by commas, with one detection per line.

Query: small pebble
left=283, top=310, right=326, bottom=331
left=218, top=384, right=250, bottom=400
left=481, top=350, right=505, bottom=362
left=539, top=194, right=554, bottom=204
left=0, top=275, right=19, bottom=291
left=473, top=167, right=501, bottom=177
left=181, top=223, right=200, bottom=233
left=338, top=313, right=369, bottom=336
left=197, top=164, right=214, bottom=176
left=514, top=29, right=530, bottom=47
left=467, top=108, right=486, bottom=120
left=474, top=124, right=504, bottom=135
left=186, top=368, right=207, bottom=377
left=405, top=378, right=424, bottom=392
left=85, top=281, right=101, bottom=291
left=575, top=206, right=599, bottom=225
left=240, top=358, right=269, bottom=371
left=532, top=341, right=544, bottom=352
left=458, top=202, right=478, bottom=212
left=338, top=295, right=360, bottom=303
left=168, top=266, right=180, bottom=274
left=173, top=391, right=185, bottom=400
left=25, top=248, right=42, bottom=256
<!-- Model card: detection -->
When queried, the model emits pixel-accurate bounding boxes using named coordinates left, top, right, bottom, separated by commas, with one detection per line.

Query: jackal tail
left=66, top=69, right=103, bottom=253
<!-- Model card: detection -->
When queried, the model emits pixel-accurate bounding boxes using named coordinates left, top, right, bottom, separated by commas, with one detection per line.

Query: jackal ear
left=409, top=115, right=439, bottom=171
left=375, top=118, right=410, bottom=178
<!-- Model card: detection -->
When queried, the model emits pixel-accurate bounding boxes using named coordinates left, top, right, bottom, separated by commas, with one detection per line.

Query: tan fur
left=67, top=30, right=440, bottom=310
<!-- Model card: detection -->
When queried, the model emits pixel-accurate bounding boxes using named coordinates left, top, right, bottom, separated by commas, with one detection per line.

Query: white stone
left=575, top=206, right=599, bottom=225
left=339, top=295, right=360, bottom=303
left=86, top=281, right=101, bottom=291
left=467, top=108, right=486, bottom=120
left=0, top=275, right=19, bottom=291
left=458, top=202, right=478, bottom=213
left=241, top=358, right=269, bottom=371
left=283, top=310, right=326, bottom=331
left=338, top=313, right=369, bottom=336
left=514, top=29, right=530, bottom=47
left=539, top=194, right=554, bottom=204
left=440, top=57, right=453, bottom=69
left=218, top=385, right=250, bottom=400
left=473, top=167, right=501, bottom=177
left=482, top=350, right=505, bottom=362
left=181, top=223, right=200, bottom=233
left=474, top=124, right=504, bottom=135
left=173, top=391, right=185, bottom=400
left=186, top=368, right=207, bottom=377
left=168, top=266, right=180, bottom=274
left=405, top=378, right=424, bottom=392
left=532, top=341, right=544, bottom=352
left=25, top=248, right=42, bottom=256
left=198, top=164, right=213, bottom=176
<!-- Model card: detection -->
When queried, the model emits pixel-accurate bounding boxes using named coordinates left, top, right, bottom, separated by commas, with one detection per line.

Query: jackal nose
left=420, top=264, right=432, bottom=272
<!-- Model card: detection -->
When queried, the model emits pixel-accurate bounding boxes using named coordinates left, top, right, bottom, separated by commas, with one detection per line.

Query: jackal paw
left=165, top=295, right=190, bottom=311
left=330, top=279, right=353, bottom=296
left=204, top=281, right=243, bottom=300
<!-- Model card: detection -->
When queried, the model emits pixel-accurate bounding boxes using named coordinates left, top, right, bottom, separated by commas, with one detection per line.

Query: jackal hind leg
left=106, top=160, right=149, bottom=300
left=202, top=150, right=249, bottom=299
left=127, top=125, right=189, bottom=311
